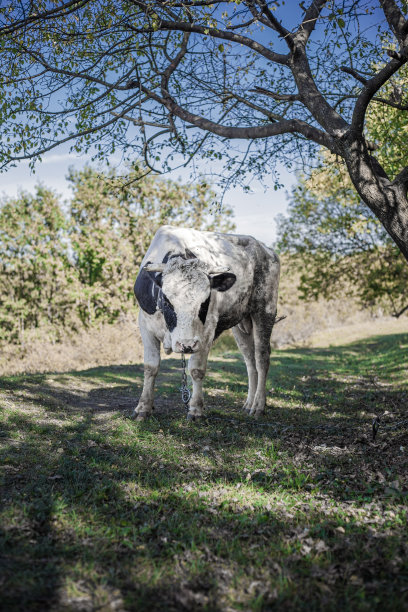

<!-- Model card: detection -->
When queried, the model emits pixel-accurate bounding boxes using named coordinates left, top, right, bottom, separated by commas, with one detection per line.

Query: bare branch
left=136, top=18, right=289, bottom=65
left=250, top=86, right=300, bottom=102
left=110, top=111, right=171, bottom=129
left=144, top=84, right=336, bottom=148
left=227, top=92, right=283, bottom=121
left=294, top=0, right=328, bottom=46
left=334, top=93, right=408, bottom=111
left=340, top=66, right=368, bottom=85
left=351, top=49, right=408, bottom=133
left=0, top=0, right=91, bottom=37
left=19, top=44, right=138, bottom=92
left=253, top=0, right=294, bottom=48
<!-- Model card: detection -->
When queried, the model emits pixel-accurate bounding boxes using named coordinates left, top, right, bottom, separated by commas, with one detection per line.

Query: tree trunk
left=339, top=135, right=408, bottom=262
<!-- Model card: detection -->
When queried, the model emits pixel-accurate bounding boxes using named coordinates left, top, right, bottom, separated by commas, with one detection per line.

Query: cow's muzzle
left=175, top=339, right=200, bottom=353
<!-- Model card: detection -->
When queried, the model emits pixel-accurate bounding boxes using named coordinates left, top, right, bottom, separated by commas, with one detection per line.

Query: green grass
left=1, top=332, right=407, bottom=611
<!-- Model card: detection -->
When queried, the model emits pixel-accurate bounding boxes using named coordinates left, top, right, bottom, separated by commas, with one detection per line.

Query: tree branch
left=0, top=0, right=91, bottom=37
left=142, top=80, right=336, bottom=148
left=136, top=17, right=289, bottom=65
left=257, top=0, right=293, bottom=43
left=393, top=166, right=408, bottom=190
left=379, top=0, right=408, bottom=43
left=351, top=49, right=408, bottom=133
left=110, top=111, right=171, bottom=129
left=250, top=86, right=300, bottom=102
left=340, top=66, right=368, bottom=85
left=393, top=303, right=408, bottom=318
left=294, top=0, right=328, bottom=46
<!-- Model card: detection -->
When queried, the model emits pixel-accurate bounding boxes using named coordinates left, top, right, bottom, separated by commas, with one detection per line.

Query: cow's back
left=141, top=225, right=278, bottom=271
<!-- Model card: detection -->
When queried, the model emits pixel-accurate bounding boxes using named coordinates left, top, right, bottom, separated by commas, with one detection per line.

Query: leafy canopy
left=0, top=1, right=405, bottom=189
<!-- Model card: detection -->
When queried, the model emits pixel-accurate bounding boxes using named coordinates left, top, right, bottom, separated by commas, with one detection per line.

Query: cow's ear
left=210, top=272, right=236, bottom=292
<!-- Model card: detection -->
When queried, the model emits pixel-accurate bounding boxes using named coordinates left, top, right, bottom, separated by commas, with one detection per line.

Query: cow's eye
left=162, top=296, right=177, bottom=332
left=198, top=294, right=210, bottom=325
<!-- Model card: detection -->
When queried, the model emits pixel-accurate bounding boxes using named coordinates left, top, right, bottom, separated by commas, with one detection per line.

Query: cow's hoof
left=131, top=410, right=152, bottom=421
left=250, top=408, right=265, bottom=419
left=187, top=412, right=204, bottom=421
left=242, top=399, right=254, bottom=413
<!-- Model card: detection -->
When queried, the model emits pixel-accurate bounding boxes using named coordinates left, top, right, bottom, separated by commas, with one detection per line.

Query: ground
left=0, top=330, right=407, bottom=611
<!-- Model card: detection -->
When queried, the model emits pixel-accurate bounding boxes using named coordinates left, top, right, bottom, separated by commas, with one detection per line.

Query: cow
left=133, top=225, right=280, bottom=421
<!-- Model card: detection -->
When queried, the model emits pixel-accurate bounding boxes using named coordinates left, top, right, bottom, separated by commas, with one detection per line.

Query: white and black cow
left=133, top=225, right=280, bottom=420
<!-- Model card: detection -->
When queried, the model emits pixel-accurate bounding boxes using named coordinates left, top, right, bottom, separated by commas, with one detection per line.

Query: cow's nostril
left=179, top=339, right=199, bottom=353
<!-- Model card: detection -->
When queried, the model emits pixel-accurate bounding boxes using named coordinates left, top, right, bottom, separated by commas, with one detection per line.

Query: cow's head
left=144, top=255, right=236, bottom=353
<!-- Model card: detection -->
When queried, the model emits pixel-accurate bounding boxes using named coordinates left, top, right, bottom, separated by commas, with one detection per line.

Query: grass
left=0, top=331, right=407, bottom=611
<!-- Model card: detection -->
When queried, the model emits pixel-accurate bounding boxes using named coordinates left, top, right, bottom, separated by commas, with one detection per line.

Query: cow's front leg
left=187, top=349, right=209, bottom=420
left=133, top=326, right=160, bottom=421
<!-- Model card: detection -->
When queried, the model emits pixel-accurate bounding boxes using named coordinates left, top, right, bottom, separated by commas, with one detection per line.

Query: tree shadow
left=1, top=409, right=407, bottom=610
left=1, top=332, right=407, bottom=608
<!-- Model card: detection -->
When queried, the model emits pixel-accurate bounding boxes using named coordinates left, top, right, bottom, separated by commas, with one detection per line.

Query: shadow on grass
left=0, top=332, right=407, bottom=609
left=1, top=412, right=407, bottom=611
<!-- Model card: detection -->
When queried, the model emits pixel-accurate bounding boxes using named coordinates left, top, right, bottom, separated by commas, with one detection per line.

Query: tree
left=0, top=186, right=73, bottom=342
left=277, top=63, right=408, bottom=317
left=276, top=176, right=408, bottom=317
left=0, top=1, right=408, bottom=259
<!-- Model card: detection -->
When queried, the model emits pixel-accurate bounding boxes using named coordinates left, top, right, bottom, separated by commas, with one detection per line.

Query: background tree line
left=0, top=167, right=234, bottom=344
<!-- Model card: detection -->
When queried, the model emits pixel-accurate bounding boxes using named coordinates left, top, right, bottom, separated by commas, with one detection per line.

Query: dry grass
left=0, top=295, right=406, bottom=377
left=308, top=316, right=408, bottom=347
left=0, top=316, right=143, bottom=376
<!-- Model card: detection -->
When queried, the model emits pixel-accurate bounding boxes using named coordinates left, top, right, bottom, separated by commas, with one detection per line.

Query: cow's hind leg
left=232, top=323, right=257, bottom=413
left=133, top=324, right=160, bottom=421
left=187, top=349, right=210, bottom=420
left=250, top=312, right=275, bottom=417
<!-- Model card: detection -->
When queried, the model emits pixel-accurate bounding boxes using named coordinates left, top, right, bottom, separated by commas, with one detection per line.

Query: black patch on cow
left=161, top=295, right=177, bottom=332
left=134, top=264, right=161, bottom=315
left=214, top=311, right=242, bottom=340
left=210, top=272, right=236, bottom=292
left=162, top=249, right=197, bottom=264
left=153, top=271, right=163, bottom=287
left=185, top=248, right=197, bottom=260
left=162, top=251, right=172, bottom=264
left=198, top=294, right=211, bottom=325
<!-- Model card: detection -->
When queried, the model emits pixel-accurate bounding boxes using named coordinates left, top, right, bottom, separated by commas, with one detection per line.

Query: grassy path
left=1, top=332, right=407, bottom=611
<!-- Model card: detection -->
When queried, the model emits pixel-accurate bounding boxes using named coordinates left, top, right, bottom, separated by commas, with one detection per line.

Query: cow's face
left=145, top=257, right=236, bottom=353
